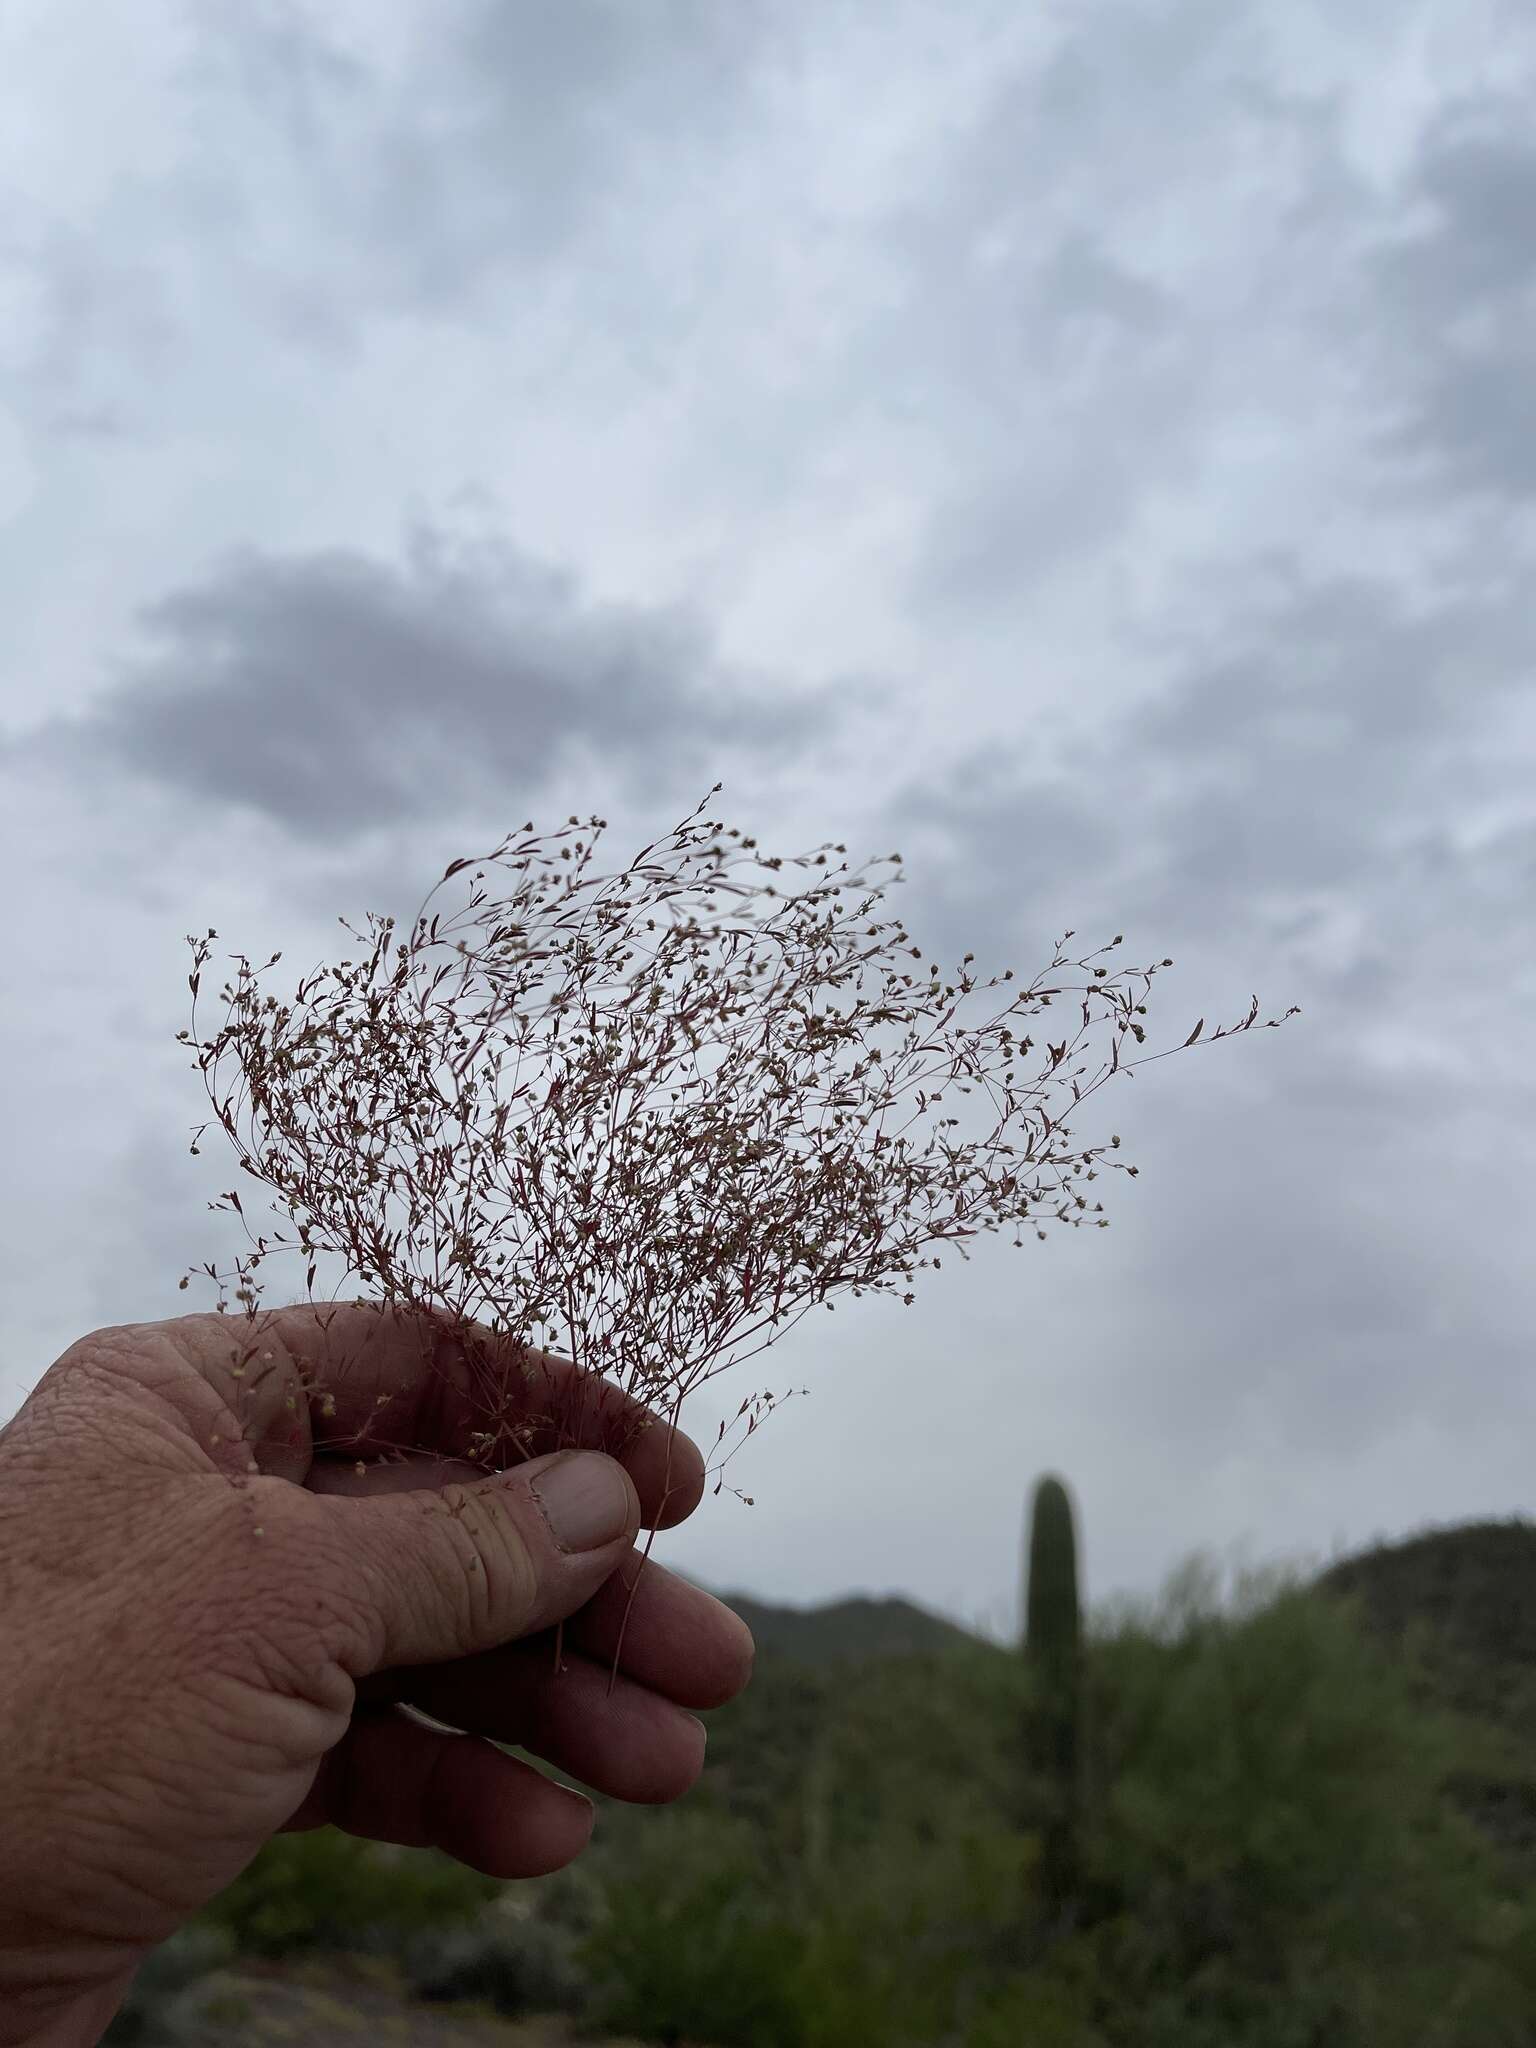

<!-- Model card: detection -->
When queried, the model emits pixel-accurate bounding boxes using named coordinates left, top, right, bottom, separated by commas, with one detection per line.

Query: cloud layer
left=2, top=0, right=1533, bottom=1633
left=18, top=522, right=825, bottom=839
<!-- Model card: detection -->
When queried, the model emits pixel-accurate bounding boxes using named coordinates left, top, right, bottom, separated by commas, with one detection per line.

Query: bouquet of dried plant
left=178, top=788, right=1299, bottom=1516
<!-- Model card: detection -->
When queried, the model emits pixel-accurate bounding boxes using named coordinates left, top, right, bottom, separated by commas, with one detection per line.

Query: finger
left=158, top=1303, right=705, bottom=1527
left=311, top=1432, right=704, bottom=1540
left=593, top=1399, right=705, bottom=1531
left=303, top=1437, right=702, bottom=1553
left=386, top=1645, right=709, bottom=1805
left=286, top=1708, right=594, bottom=1880
left=313, top=1448, right=640, bottom=1674
left=561, top=1554, right=756, bottom=1711
left=327, top=1458, right=755, bottom=1709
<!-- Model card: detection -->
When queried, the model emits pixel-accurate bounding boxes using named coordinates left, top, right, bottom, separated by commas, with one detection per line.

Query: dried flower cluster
left=179, top=789, right=1299, bottom=1494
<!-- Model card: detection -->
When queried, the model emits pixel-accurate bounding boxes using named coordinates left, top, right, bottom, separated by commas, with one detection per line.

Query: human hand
left=0, top=1304, right=753, bottom=2046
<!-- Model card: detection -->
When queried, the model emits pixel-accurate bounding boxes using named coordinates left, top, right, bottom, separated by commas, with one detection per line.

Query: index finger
left=172, top=1300, right=705, bottom=1530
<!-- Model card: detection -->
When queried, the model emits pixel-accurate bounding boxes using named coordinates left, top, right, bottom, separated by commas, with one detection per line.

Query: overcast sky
left=2, top=0, right=1533, bottom=1642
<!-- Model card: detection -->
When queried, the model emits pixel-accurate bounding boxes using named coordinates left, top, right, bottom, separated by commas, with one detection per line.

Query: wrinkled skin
left=0, top=1304, right=753, bottom=2046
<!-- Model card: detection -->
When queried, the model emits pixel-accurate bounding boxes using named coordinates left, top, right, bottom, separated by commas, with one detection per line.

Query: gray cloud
left=871, top=543, right=1536, bottom=1490
left=1117, top=562, right=1535, bottom=917
left=0, top=0, right=778, bottom=428
left=889, top=539, right=1536, bottom=978
left=1370, top=95, right=1536, bottom=501
left=180, top=0, right=774, bottom=335
left=0, top=216, right=174, bottom=440
left=7, top=0, right=1536, bottom=1629
left=903, top=245, right=1183, bottom=608
left=850, top=5, right=1369, bottom=622
left=17, top=521, right=829, bottom=841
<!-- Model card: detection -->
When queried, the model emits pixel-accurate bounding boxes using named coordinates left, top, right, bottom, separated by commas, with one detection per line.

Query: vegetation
left=155, top=795, right=1300, bottom=2034
left=1315, top=1518, right=1536, bottom=1882
left=195, top=1830, right=501, bottom=1960
left=113, top=1510, right=1536, bottom=2045
left=177, top=792, right=1296, bottom=1511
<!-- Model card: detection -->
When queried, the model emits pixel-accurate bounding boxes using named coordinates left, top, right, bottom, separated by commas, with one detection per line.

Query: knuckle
left=435, top=1481, right=541, bottom=1642
left=201, top=1479, right=366, bottom=1707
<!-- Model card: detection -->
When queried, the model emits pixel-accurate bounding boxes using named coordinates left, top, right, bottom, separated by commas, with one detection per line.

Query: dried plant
left=178, top=787, right=1299, bottom=1511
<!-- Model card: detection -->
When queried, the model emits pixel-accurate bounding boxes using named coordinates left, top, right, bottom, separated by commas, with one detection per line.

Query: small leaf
left=1184, top=1018, right=1204, bottom=1046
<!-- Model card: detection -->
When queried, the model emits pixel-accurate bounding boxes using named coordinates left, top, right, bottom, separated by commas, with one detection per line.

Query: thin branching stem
left=177, top=787, right=1299, bottom=1540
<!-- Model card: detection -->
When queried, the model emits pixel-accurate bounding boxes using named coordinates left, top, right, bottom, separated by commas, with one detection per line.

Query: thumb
left=313, top=1450, right=642, bottom=1677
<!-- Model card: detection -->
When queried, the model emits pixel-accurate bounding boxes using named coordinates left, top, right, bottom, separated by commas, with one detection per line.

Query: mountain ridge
left=708, top=1587, right=982, bottom=1663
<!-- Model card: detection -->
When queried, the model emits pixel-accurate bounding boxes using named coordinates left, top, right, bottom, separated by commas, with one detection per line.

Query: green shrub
left=197, top=1827, right=499, bottom=1959
left=964, top=1971, right=1109, bottom=2048
left=581, top=1812, right=804, bottom=2047
left=101, top=1924, right=237, bottom=2044
left=1059, top=1560, right=1536, bottom=2041
left=404, top=1905, right=586, bottom=2016
left=791, top=1827, right=1036, bottom=2048
left=149, top=1557, right=1536, bottom=2044
left=581, top=1560, right=1536, bottom=2045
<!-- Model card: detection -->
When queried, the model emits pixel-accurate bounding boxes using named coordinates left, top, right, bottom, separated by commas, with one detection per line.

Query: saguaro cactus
left=1023, top=1473, right=1084, bottom=1936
